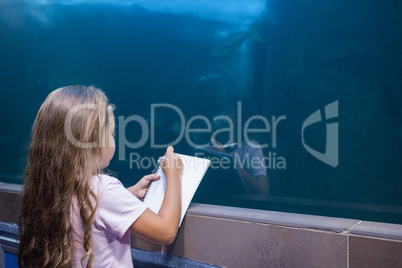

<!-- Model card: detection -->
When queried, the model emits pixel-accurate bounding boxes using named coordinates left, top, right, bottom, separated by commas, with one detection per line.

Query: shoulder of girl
left=95, top=174, right=124, bottom=186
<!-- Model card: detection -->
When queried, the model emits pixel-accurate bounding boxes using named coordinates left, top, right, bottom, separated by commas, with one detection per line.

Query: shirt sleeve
left=247, top=143, right=268, bottom=178
left=95, top=175, right=147, bottom=238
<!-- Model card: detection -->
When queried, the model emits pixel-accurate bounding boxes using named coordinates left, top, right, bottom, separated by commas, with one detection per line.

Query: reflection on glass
left=0, top=0, right=401, bottom=224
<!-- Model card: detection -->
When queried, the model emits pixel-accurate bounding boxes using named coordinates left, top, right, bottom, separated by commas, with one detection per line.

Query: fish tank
left=0, top=0, right=401, bottom=224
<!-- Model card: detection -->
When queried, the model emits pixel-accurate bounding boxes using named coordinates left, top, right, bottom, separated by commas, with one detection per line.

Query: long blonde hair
left=18, top=85, right=110, bottom=268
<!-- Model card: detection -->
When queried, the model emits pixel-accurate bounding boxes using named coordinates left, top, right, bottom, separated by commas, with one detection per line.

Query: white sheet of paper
left=143, top=154, right=210, bottom=226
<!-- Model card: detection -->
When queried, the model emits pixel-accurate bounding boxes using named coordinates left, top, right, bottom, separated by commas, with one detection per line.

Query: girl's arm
left=237, top=167, right=269, bottom=195
left=128, top=146, right=183, bottom=245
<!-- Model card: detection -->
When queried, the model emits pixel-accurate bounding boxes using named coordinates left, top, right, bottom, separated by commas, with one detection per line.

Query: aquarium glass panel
left=1, top=0, right=401, bottom=223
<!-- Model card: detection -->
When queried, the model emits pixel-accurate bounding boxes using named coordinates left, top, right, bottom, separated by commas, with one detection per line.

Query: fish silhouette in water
left=196, top=68, right=231, bottom=92
left=197, top=72, right=226, bottom=84
left=213, top=19, right=266, bottom=57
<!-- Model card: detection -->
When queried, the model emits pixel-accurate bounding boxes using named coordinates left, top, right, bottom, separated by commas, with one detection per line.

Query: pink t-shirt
left=70, top=174, right=147, bottom=268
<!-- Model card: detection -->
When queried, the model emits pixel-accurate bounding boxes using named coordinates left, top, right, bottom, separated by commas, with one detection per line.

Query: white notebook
left=143, top=154, right=210, bottom=226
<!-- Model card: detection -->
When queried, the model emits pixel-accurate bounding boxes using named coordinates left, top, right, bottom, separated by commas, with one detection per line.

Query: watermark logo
left=301, top=101, right=339, bottom=167
left=62, top=100, right=339, bottom=170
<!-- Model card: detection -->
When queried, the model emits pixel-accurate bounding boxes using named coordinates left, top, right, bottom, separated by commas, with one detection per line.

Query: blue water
left=4, top=253, right=18, bottom=268
left=0, top=0, right=401, bottom=223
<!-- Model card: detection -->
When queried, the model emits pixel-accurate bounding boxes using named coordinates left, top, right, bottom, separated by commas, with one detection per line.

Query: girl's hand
left=128, top=146, right=182, bottom=245
left=128, top=174, right=160, bottom=199
left=161, top=146, right=183, bottom=180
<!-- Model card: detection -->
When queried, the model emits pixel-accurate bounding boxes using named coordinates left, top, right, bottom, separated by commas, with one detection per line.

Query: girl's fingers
left=163, top=146, right=173, bottom=168
left=166, top=146, right=174, bottom=159
left=143, top=174, right=160, bottom=182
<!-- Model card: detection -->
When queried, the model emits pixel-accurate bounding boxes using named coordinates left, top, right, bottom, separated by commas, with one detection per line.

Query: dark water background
left=1, top=0, right=401, bottom=223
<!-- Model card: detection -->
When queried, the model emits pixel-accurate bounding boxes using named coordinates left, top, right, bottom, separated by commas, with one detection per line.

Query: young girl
left=18, top=85, right=183, bottom=268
